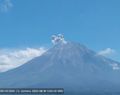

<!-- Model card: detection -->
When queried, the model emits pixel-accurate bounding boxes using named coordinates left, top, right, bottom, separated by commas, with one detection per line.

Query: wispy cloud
left=0, top=0, right=13, bottom=12
left=98, top=48, right=120, bottom=70
left=110, top=63, right=120, bottom=70
left=0, top=47, right=46, bottom=72
left=98, top=48, right=116, bottom=57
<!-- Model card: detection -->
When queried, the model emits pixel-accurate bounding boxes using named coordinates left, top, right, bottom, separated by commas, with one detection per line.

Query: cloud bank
left=0, top=0, right=13, bottom=12
left=0, top=47, right=46, bottom=72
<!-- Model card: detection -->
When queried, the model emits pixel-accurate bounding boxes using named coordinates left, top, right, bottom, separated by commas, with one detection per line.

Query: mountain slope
left=0, top=42, right=120, bottom=93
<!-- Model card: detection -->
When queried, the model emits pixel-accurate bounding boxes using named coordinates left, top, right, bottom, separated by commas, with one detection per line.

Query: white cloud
left=0, top=47, right=46, bottom=72
left=0, top=0, right=13, bottom=12
left=98, top=48, right=116, bottom=57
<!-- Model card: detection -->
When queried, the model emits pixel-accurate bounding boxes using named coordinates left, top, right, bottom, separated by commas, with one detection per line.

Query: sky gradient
left=0, top=0, right=120, bottom=61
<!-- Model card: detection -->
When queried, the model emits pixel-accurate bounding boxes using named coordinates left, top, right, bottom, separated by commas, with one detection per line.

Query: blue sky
left=0, top=0, right=120, bottom=61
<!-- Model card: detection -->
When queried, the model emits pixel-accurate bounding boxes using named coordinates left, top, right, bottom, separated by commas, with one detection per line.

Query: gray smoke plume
left=51, top=34, right=67, bottom=45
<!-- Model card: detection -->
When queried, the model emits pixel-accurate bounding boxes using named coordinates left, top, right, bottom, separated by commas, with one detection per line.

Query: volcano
left=0, top=35, right=120, bottom=94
